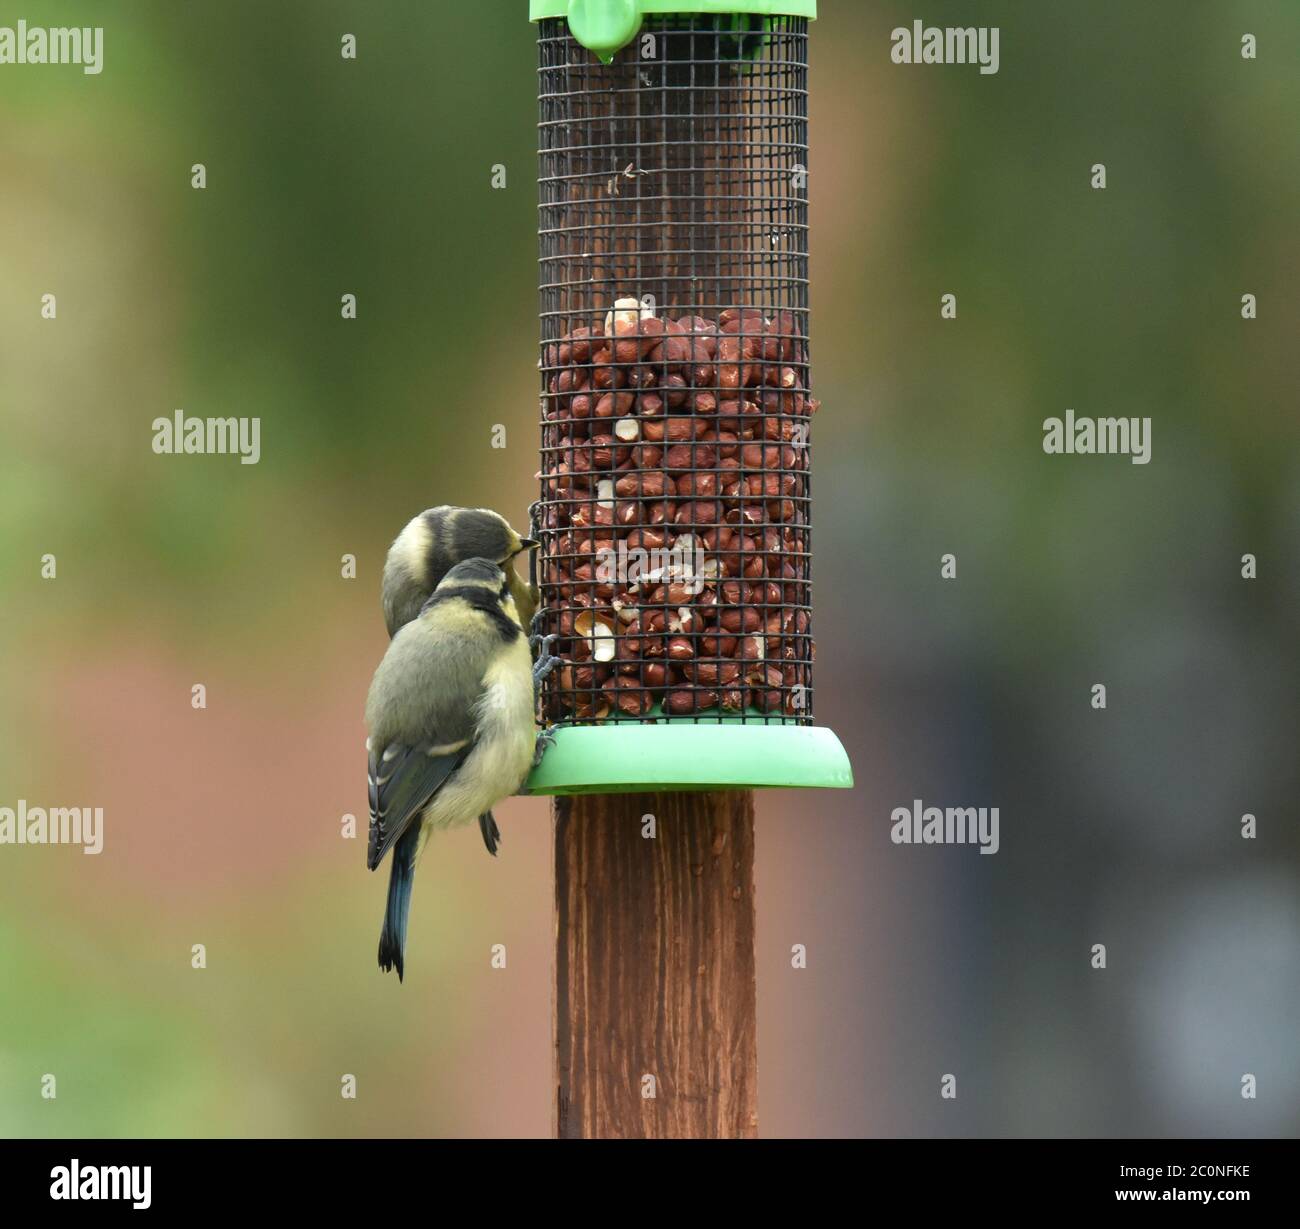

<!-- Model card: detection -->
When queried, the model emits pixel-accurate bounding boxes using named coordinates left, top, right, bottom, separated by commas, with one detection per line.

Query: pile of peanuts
left=539, top=299, right=819, bottom=722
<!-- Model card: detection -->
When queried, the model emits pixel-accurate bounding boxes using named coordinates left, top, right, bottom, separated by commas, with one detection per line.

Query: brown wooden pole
left=554, top=790, right=758, bottom=1138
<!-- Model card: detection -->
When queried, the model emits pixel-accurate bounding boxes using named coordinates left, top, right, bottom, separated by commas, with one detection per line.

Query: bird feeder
left=526, top=0, right=850, bottom=796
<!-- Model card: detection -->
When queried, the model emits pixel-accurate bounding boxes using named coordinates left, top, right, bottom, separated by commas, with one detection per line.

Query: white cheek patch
left=392, top=517, right=433, bottom=583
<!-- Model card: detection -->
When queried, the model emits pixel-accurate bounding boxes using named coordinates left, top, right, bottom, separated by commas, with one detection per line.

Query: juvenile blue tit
left=365, top=557, right=536, bottom=981
left=382, top=506, right=538, bottom=638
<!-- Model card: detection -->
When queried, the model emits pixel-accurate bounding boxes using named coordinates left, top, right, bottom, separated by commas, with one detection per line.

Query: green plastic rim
left=523, top=722, right=852, bottom=795
left=530, top=0, right=816, bottom=61
left=530, top=0, right=816, bottom=17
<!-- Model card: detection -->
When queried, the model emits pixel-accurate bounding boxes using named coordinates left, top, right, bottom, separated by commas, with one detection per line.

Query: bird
left=381, top=506, right=538, bottom=639
left=366, top=558, right=537, bottom=981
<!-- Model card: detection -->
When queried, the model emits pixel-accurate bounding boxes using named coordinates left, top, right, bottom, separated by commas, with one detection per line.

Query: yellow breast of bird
left=416, top=632, right=534, bottom=847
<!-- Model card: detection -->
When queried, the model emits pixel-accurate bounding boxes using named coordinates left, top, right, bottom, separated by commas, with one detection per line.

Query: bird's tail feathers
left=377, top=825, right=419, bottom=981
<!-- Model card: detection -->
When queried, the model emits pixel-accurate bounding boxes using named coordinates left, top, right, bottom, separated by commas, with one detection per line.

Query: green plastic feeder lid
left=523, top=721, right=852, bottom=795
left=530, top=0, right=817, bottom=62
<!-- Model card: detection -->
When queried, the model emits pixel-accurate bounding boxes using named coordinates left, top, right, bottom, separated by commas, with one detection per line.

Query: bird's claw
left=531, top=631, right=560, bottom=671
left=531, top=633, right=562, bottom=697
left=533, top=725, right=557, bottom=767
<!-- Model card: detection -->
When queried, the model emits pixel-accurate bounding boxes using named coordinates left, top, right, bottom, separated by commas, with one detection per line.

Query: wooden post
left=554, top=790, right=758, bottom=1138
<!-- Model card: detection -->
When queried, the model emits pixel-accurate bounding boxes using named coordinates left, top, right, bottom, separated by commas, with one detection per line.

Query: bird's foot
left=533, top=725, right=557, bottom=767
left=530, top=633, right=562, bottom=699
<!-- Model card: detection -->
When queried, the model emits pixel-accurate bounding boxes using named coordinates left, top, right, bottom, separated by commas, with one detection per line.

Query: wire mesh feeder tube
left=526, top=8, right=849, bottom=795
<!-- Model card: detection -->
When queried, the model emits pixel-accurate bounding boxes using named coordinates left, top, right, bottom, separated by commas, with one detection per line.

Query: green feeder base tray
left=523, top=720, right=852, bottom=796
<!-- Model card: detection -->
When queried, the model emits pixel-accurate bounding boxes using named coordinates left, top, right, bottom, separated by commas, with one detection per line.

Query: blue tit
left=365, top=557, right=537, bottom=981
left=381, top=506, right=538, bottom=639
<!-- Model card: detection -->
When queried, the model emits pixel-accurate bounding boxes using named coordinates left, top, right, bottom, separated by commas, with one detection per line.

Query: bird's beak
left=518, top=537, right=540, bottom=551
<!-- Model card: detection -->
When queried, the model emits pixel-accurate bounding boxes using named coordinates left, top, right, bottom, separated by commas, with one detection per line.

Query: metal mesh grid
left=536, top=15, right=815, bottom=727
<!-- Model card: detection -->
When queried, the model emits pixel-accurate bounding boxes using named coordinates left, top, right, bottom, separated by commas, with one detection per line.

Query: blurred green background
left=1, top=1, right=1297, bottom=1137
